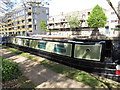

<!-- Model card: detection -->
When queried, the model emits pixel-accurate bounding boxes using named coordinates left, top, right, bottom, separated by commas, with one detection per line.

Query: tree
left=40, top=20, right=47, bottom=31
left=87, top=5, right=107, bottom=28
left=66, top=14, right=80, bottom=30
left=66, top=13, right=80, bottom=35
left=40, top=20, right=51, bottom=35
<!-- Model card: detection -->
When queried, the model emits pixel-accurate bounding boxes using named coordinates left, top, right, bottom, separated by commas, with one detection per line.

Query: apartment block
left=0, top=1, right=49, bottom=36
left=48, top=7, right=119, bottom=37
left=48, top=9, right=93, bottom=31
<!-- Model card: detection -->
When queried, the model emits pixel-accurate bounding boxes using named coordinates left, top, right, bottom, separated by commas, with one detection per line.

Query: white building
left=105, top=8, right=119, bottom=37
left=48, top=6, right=119, bottom=37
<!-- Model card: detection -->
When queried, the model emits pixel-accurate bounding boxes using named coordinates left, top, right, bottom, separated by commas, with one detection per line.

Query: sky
left=48, top=0, right=120, bottom=16
left=1, top=0, right=120, bottom=16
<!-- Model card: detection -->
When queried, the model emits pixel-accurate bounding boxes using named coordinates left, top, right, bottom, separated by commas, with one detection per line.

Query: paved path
left=1, top=49, right=91, bottom=88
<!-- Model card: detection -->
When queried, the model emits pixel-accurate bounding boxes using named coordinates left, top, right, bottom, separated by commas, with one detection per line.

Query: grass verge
left=40, top=60, right=120, bottom=88
left=3, top=46, right=120, bottom=88
left=3, top=46, right=38, bottom=61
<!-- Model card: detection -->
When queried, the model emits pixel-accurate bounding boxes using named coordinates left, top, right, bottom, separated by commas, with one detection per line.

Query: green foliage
left=21, top=53, right=38, bottom=60
left=87, top=5, right=107, bottom=28
left=7, top=48, right=22, bottom=54
left=2, top=58, right=22, bottom=82
left=66, top=14, right=80, bottom=29
left=40, top=20, right=47, bottom=31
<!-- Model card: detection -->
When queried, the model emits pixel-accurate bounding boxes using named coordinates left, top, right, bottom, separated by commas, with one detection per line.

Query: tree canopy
left=40, top=20, right=47, bottom=31
left=87, top=5, right=107, bottom=28
left=66, top=14, right=80, bottom=29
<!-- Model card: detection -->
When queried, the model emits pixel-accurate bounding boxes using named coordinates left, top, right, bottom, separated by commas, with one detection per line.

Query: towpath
left=1, top=48, right=91, bottom=88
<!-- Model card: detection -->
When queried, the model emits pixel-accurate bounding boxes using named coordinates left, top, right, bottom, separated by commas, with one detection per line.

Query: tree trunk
left=49, top=30, right=51, bottom=35
left=91, top=28, right=99, bottom=37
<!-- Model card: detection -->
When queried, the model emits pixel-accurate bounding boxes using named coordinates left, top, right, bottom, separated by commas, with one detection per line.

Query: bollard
left=116, top=64, right=120, bottom=75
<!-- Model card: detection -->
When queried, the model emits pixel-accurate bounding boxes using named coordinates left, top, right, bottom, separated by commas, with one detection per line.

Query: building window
left=46, top=9, right=49, bottom=14
left=34, top=25, right=36, bottom=30
left=111, top=12, right=115, bottom=14
left=18, top=26, right=20, bottom=29
left=28, top=19, right=32, bottom=22
left=52, top=18, right=54, bottom=21
left=33, top=19, right=37, bottom=23
left=88, top=12, right=90, bottom=15
left=28, top=12, right=31, bottom=16
left=111, top=20, right=117, bottom=23
left=33, top=13, right=37, bottom=18
left=47, top=15, right=49, bottom=20
left=22, top=20, right=25, bottom=23
left=17, top=21, right=20, bottom=24
left=22, top=26, right=25, bottom=28
left=28, top=25, right=32, bottom=28
left=111, top=28, right=114, bottom=30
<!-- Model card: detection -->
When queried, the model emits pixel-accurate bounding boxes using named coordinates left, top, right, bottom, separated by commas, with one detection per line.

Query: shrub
left=2, top=58, right=22, bottom=82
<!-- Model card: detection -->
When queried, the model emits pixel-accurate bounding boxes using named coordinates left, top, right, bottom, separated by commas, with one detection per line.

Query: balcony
left=28, top=9, right=32, bottom=12
left=7, top=30, right=14, bottom=32
left=15, top=18, right=20, bottom=21
left=1, top=27, right=7, bottom=29
left=20, top=17, right=25, bottom=20
left=16, top=24, right=21, bottom=26
left=17, top=29, right=21, bottom=31
left=20, top=23, right=26, bottom=26
left=21, top=29, right=26, bottom=31
left=7, top=17, right=11, bottom=20
left=0, top=31, right=4, bottom=33
left=11, top=25, right=14, bottom=28
left=16, top=29, right=26, bottom=31
left=48, top=24, right=70, bottom=29
left=27, top=22, right=32, bottom=25
left=28, top=28, right=32, bottom=31
left=1, top=23, right=6, bottom=25
left=27, top=16, right=32, bottom=19
left=7, top=21, right=13, bottom=24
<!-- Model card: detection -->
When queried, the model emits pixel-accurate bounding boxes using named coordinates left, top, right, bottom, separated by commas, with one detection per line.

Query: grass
left=21, top=53, right=38, bottom=60
left=40, top=60, right=120, bottom=88
left=6, top=47, right=22, bottom=54
left=40, top=60, right=108, bottom=88
left=3, top=46, right=120, bottom=88
left=3, top=46, right=38, bottom=61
